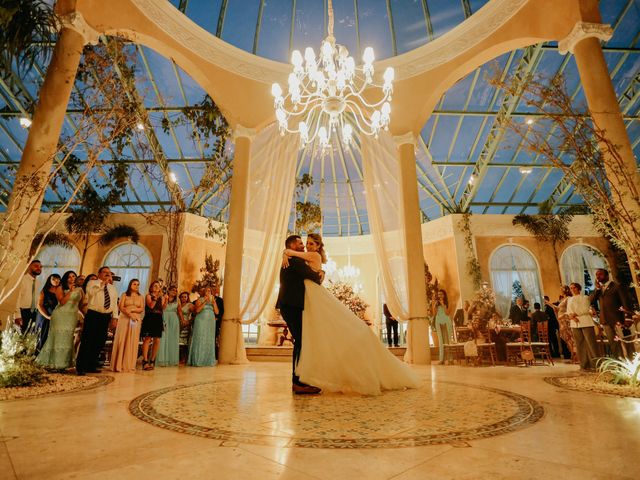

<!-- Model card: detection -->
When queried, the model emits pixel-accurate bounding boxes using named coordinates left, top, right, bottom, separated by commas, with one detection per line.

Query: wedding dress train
left=296, top=280, right=420, bottom=395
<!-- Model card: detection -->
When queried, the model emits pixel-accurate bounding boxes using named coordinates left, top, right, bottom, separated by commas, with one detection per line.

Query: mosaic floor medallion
left=129, top=377, right=543, bottom=449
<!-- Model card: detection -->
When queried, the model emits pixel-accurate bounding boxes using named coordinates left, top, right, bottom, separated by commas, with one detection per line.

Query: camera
left=112, top=275, right=122, bottom=282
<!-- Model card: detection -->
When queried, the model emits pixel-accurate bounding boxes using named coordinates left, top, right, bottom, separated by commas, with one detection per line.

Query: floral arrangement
left=468, top=283, right=497, bottom=331
left=326, top=281, right=369, bottom=321
left=0, top=322, right=47, bottom=388
left=473, top=282, right=496, bottom=308
left=191, top=254, right=221, bottom=293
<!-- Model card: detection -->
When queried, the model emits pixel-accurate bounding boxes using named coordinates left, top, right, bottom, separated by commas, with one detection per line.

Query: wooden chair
left=506, top=321, right=534, bottom=366
left=476, top=329, right=497, bottom=366
left=532, top=321, right=554, bottom=365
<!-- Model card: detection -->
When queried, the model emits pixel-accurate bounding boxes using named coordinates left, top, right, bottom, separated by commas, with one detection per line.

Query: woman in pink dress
left=111, top=279, right=145, bottom=372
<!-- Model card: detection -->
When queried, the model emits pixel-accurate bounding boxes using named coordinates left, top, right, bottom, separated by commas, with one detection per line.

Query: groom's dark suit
left=276, top=257, right=321, bottom=385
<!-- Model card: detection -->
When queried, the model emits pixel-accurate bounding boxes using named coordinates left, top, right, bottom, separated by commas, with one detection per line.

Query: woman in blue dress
left=432, top=288, right=453, bottom=364
left=187, top=286, right=218, bottom=366
left=36, top=271, right=83, bottom=370
left=156, top=286, right=183, bottom=366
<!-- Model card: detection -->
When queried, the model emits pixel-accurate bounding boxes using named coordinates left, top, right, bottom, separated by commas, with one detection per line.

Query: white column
left=218, top=125, right=255, bottom=364
left=394, top=133, right=431, bottom=364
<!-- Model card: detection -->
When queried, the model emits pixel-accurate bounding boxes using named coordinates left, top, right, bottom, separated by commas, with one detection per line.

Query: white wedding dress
left=296, top=280, right=420, bottom=395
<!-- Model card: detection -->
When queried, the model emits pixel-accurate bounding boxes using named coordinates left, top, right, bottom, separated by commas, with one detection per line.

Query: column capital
left=233, top=125, right=257, bottom=141
left=393, top=132, right=417, bottom=148
left=558, top=21, right=613, bottom=55
left=59, top=12, right=100, bottom=45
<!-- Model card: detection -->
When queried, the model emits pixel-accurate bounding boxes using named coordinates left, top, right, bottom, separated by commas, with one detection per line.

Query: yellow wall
left=179, top=234, right=226, bottom=294
left=423, top=237, right=461, bottom=310
left=475, top=236, right=615, bottom=302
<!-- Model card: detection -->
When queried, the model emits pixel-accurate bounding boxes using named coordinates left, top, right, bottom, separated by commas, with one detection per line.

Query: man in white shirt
left=75, top=266, right=119, bottom=375
left=14, top=260, right=42, bottom=333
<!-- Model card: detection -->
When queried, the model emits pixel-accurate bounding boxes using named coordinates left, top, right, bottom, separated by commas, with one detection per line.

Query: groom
left=276, top=235, right=322, bottom=394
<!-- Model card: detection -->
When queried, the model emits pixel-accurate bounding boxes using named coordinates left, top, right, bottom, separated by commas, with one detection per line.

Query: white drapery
left=360, top=132, right=410, bottom=321
left=238, top=123, right=299, bottom=324
left=490, top=244, right=543, bottom=317
left=561, top=244, right=607, bottom=287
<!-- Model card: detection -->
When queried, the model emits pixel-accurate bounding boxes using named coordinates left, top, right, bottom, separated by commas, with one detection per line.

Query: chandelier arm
left=344, top=100, right=374, bottom=127
left=344, top=106, right=375, bottom=136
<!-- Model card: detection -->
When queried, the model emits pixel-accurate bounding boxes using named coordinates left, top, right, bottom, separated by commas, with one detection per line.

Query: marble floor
left=1, top=362, right=639, bottom=479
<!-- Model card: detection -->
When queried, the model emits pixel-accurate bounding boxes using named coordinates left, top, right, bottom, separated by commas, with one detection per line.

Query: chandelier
left=271, top=0, right=394, bottom=149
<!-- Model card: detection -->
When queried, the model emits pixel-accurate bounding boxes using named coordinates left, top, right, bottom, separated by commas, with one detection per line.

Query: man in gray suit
left=590, top=269, right=632, bottom=359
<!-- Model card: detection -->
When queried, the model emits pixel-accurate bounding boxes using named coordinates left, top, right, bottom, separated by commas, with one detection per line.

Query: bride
left=283, top=233, right=419, bottom=395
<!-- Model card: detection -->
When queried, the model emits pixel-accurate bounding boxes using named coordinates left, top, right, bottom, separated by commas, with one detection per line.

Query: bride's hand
left=282, top=252, right=290, bottom=269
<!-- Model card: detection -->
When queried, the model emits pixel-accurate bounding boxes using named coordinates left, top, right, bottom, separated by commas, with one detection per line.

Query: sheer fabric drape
left=238, top=124, right=299, bottom=325
left=360, top=132, right=410, bottom=322
left=561, top=244, right=607, bottom=286
left=490, top=244, right=543, bottom=317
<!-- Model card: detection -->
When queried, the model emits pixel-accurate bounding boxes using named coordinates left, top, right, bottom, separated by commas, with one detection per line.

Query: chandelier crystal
left=271, top=0, right=394, bottom=149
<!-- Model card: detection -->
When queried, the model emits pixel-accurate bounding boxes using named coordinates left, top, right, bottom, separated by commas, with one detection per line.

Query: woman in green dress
left=156, top=286, right=183, bottom=366
left=187, top=286, right=218, bottom=366
left=36, top=271, right=83, bottom=370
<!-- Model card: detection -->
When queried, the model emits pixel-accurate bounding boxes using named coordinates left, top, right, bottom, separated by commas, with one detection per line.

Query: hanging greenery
left=458, top=212, right=482, bottom=289
left=161, top=93, right=232, bottom=216
left=294, top=174, right=322, bottom=233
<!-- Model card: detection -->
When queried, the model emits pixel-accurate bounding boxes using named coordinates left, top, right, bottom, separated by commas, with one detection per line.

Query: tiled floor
left=1, top=362, right=639, bottom=479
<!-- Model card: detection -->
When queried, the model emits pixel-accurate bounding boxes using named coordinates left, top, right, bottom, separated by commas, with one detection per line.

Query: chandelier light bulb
left=271, top=83, right=282, bottom=98
left=362, top=47, right=375, bottom=65
left=291, top=50, right=303, bottom=67
left=383, top=66, right=395, bottom=84
left=19, top=117, right=32, bottom=128
left=304, top=47, right=316, bottom=66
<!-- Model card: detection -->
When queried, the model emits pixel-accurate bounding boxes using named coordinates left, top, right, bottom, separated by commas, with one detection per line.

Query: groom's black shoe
left=292, top=383, right=321, bottom=395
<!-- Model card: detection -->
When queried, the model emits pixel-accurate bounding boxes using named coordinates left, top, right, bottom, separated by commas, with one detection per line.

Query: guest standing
left=432, top=289, right=453, bottom=364
left=544, top=295, right=562, bottom=358
left=213, top=285, right=224, bottom=359
left=14, top=260, right=42, bottom=333
left=76, top=267, right=119, bottom=375
left=178, top=291, right=193, bottom=365
left=111, top=279, right=145, bottom=372
left=36, top=271, right=83, bottom=370
left=383, top=303, right=399, bottom=347
left=141, top=281, right=166, bottom=370
left=556, top=286, right=576, bottom=361
left=188, top=286, right=218, bottom=366
left=567, top=282, right=599, bottom=370
left=590, top=268, right=632, bottom=359
left=35, top=273, right=61, bottom=352
left=508, top=296, right=528, bottom=325
left=157, top=286, right=182, bottom=367
left=530, top=302, right=547, bottom=342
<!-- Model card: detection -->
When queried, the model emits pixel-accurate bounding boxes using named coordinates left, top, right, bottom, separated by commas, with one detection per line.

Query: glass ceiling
left=0, top=0, right=639, bottom=236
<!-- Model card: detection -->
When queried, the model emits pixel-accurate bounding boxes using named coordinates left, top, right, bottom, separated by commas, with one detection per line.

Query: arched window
left=103, top=243, right=152, bottom=294
left=37, top=245, right=81, bottom=281
left=490, top=244, right=543, bottom=318
left=561, top=244, right=608, bottom=294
